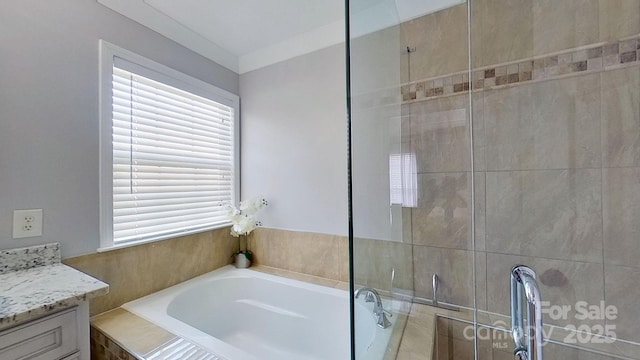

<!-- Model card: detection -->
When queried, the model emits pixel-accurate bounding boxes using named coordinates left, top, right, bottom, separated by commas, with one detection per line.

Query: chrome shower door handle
left=510, top=265, right=544, bottom=360
left=432, top=273, right=439, bottom=306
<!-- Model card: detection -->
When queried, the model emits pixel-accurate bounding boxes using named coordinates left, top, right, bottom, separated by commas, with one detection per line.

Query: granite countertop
left=0, top=243, right=109, bottom=330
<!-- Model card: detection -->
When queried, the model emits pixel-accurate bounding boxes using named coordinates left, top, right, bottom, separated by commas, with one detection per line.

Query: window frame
left=98, top=40, right=240, bottom=251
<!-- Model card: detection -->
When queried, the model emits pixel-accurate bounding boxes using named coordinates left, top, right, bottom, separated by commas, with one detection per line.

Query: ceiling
left=146, top=0, right=345, bottom=56
left=98, top=0, right=465, bottom=74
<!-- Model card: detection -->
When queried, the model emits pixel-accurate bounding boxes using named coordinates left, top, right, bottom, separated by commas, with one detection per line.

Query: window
left=99, top=41, right=239, bottom=250
left=389, top=152, right=417, bottom=208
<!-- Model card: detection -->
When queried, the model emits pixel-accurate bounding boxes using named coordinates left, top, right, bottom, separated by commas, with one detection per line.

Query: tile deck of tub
left=91, top=265, right=461, bottom=360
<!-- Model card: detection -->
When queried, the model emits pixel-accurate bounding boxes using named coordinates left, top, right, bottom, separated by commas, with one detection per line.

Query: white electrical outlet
left=13, top=209, right=43, bottom=239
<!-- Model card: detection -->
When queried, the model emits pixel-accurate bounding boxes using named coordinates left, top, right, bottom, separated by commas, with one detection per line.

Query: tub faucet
left=355, top=287, right=392, bottom=329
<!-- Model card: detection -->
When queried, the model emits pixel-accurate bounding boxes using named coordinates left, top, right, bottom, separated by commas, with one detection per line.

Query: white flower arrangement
left=226, top=197, right=268, bottom=237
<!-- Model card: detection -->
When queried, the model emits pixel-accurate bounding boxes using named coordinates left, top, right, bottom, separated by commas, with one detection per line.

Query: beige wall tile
left=473, top=0, right=533, bottom=67
left=64, top=228, right=236, bottom=316
left=404, top=0, right=639, bottom=79
left=483, top=74, right=601, bottom=171
left=401, top=4, right=469, bottom=80
left=354, top=237, right=414, bottom=293
left=492, top=347, right=517, bottom=360
left=440, top=317, right=475, bottom=342
left=402, top=207, right=413, bottom=244
left=385, top=2, right=640, bottom=357
left=472, top=92, right=486, bottom=172
left=410, top=95, right=471, bottom=173
left=436, top=320, right=502, bottom=360
left=496, top=341, right=612, bottom=360
left=604, top=263, right=640, bottom=344
left=400, top=52, right=409, bottom=86
left=602, top=67, right=640, bottom=167
left=532, top=0, right=599, bottom=55
left=413, top=246, right=475, bottom=307
left=599, top=0, right=640, bottom=42
left=474, top=172, right=486, bottom=252
left=472, top=0, right=636, bottom=68
left=251, top=265, right=340, bottom=288
left=486, top=253, right=604, bottom=327
left=403, top=307, right=626, bottom=359
left=436, top=335, right=476, bottom=359
left=482, top=326, right=512, bottom=360
left=402, top=103, right=411, bottom=135
left=603, top=167, right=640, bottom=267
left=396, top=304, right=436, bottom=360
left=469, top=0, right=484, bottom=70
left=546, top=341, right=624, bottom=360
left=412, top=172, right=472, bottom=249
left=475, top=251, right=488, bottom=311
left=486, top=169, right=603, bottom=263
left=91, top=308, right=176, bottom=357
left=490, top=338, right=623, bottom=360
left=249, top=228, right=348, bottom=282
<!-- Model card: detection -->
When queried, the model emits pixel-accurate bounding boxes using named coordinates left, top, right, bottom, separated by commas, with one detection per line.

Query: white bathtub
left=122, top=266, right=396, bottom=360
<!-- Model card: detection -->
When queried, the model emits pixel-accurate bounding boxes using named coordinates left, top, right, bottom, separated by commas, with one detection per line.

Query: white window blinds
left=389, top=152, right=418, bottom=208
left=110, top=65, right=235, bottom=244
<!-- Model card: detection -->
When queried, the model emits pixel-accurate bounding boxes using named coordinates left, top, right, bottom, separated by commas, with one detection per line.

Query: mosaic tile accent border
left=0, top=243, right=60, bottom=274
left=401, top=36, right=640, bottom=103
left=91, top=326, right=141, bottom=360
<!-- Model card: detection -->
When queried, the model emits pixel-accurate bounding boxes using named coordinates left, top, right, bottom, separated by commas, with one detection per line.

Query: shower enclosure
left=347, top=0, right=640, bottom=359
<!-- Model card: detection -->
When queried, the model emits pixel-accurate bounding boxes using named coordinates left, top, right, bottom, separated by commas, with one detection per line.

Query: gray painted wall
left=240, top=44, right=348, bottom=236
left=0, top=0, right=239, bottom=258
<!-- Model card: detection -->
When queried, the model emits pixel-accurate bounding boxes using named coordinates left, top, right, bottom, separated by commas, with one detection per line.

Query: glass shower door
left=348, top=0, right=477, bottom=359
left=347, top=0, right=411, bottom=358
left=348, top=0, right=640, bottom=359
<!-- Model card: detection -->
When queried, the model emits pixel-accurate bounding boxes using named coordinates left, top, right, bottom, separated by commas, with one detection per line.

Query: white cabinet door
left=0, top=308, right=78, bottom=360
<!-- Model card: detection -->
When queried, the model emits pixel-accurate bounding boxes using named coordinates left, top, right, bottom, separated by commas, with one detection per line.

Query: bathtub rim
left=121, top=265, right=393, bottom=360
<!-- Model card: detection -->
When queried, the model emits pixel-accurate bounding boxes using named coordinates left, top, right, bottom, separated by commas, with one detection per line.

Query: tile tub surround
left=91, top=308, right=177, bottom=360
left=399, top=0, right=640, bottom=99
left=485, top=169, right=603, bottom=262
left=0, top=243, right=109, bottom=330
left=91, top=322, right=223, bottom=360
left=482, top=74, right=601, bottom=171
left=64, top=227, right=237, bottom=316
left=394, top=303, right=467, bottom=360
left=393, top=25, right=640, bottom=347
left=248, top=227, right=349, bottom=282
left=406, top=84, right=640, bottom=339
left=353, top=237, right=414, bottom=294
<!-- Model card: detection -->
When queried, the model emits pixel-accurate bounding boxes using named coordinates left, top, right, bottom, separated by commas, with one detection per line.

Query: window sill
left=97, top=223, right=231, bottom=253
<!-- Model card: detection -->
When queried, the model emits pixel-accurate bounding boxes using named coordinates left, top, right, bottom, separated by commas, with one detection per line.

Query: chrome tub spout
left=355, top=287, right=392, bottom=329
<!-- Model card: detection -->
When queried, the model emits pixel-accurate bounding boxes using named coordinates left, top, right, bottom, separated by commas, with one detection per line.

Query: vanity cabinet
left=0, top=304, right=90, bottom=360
left=0, top=244, right=108, bottom=360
